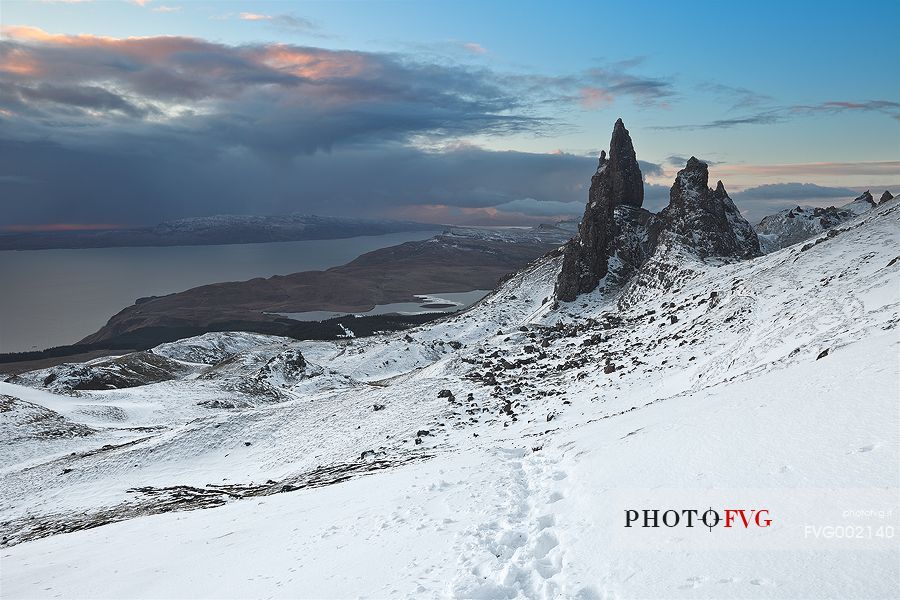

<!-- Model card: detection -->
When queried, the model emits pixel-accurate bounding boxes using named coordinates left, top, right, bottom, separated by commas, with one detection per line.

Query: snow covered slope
left=1, top=201, right=898, bottom=598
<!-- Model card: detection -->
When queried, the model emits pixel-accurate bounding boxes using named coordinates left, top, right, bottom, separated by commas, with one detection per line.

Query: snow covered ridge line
left=755, top=189, right=894, bottom=253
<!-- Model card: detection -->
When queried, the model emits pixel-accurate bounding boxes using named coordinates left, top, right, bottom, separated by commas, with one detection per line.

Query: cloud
left=584, top=64, right=674, bottom=108
left=462, top=42, right=486, bottom=55
left=493, top=198, right=583, bottom=218
left=637, top=160, right=663, bottom=178
left=0, top=26, right=607, bottom=226
left=732, top=182, right=858, bottom=201
left=643, top=184, right=671, bottom=213
left=665, top=155, right=720, bottom=167
left=579, top=87, right=615, bottom=109
left=654, top=100, right=900, bottom=130
left=652, top=110, right=783, bottom=130
left=152, top=5, right=180, bottom=13
left=513, top=58, right=675, bottom=111
left=237, top=12, right=318, bottom=34
left=0, top=134, right=603, bottom=227
left=716, top=161, right=900, bottom=178
left=697, top=82, right=772, bottom=110
left=0, top=26, right=543, bottom=155
left=791, top=100, right=900, bottom=117
left=4, top=82, right=153, bottom=118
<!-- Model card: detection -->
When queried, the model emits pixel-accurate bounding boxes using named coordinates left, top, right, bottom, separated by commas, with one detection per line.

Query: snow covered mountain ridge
left=1, top=121, right=898, bottom=599
left=755, top=189, right=894, bottom=253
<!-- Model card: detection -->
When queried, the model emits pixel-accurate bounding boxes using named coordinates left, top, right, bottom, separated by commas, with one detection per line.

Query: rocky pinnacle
left=652, top=157, right=760, bottom=260
left=555, top=119, right=643, bottom=301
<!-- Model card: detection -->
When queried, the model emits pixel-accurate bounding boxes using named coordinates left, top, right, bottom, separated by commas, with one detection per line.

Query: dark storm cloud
left=5, top=82, right=153, bottom=118
left=0, top=27, right=541, bottom=153
left=2, top=28, right=700, bottom=226
left=0, top=135, right=600, bottom=226
left=643, top=184, right=671, bottom=213
left=637, top=160, right=663, bottom=177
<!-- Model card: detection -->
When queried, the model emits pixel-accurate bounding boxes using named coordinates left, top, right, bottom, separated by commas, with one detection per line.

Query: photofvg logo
left=611, top=488, right=899, bottom=551
left=625, top=507, right=772, bottom=531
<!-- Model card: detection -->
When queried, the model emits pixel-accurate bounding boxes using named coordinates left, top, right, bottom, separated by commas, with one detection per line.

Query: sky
left=0, top=0, right=898, bottom=228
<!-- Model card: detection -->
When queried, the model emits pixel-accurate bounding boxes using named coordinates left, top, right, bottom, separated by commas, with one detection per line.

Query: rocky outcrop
left=8, top=351, right=192, bottom=393
left=651, top=157, right=761, bottom=260
left=844, top=191, right=876, bottom=215
left=555, top=119, right=646, bottom=301
left=756, top=205, right=854, bottom=253
left=556, top=125, right=760, bottom=302
left=880, top=190, right=894, bottom=205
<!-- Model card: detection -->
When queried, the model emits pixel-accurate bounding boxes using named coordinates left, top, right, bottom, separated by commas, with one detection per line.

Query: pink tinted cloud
left=579, top=86, right=615, bottom=109
left=716, top=161, right=900, bottom=178
left=0, top=26, right=374, bottom=94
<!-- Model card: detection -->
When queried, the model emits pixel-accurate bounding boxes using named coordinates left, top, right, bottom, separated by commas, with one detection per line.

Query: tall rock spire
left=555, top=119, right=644, bottom=301
left=607, top=118, right=644, bottom=209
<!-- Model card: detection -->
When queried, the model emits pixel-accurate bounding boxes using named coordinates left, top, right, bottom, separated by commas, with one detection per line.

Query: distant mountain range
left=0, top=215, right=441, bottom=250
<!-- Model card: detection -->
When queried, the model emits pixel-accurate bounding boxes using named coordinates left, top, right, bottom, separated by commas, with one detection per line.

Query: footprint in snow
left=536, top=513, right=555, bottom=529
left=679, top=576, right=706, bottom=589
left=533, top=530, right=559, bottom=560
